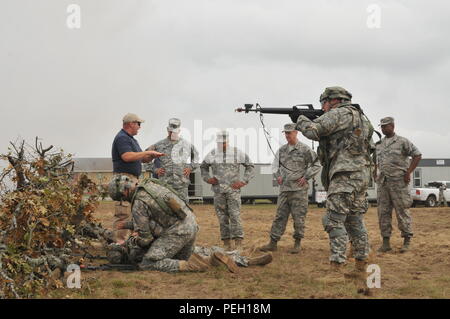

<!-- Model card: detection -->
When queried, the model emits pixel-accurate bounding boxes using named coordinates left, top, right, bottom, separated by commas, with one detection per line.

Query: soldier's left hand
left=404, top=172, right=411, bottom=184
left=183, top=168, right=192, bottom=177
left=297, top=177, right=307, bottom=187
left=231, top=181, right=247, bottom=189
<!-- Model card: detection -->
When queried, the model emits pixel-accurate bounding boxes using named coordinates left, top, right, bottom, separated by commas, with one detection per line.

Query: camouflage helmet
left=320, top=86, right=352, bottom=103
left=108, top=174, right=137, bottom=201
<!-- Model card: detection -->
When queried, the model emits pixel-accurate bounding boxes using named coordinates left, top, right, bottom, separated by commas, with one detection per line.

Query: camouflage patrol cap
left=320, top=86, right=352, bottom=102
left=216, top=130, right=229, bottom=142
left=379, top=117, right=394, bottom=126
left=167, top=118, right=181, bottom=133
left=282, top=123, right=297, bottom=132
left=108, top=174, right=138, bottom=201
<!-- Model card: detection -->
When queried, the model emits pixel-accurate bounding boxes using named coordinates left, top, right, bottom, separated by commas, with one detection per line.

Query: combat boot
left=247, top=253, right=273, bottom=266
left=288, top=239, right=301, bottom=254
left=178, top=254, right=210, bottom=272
left=377, top=237, right=392, bottom=253
left=223, top=239, right=232, bottom=251
left=210, top=252, right=240, bottom=273
left=259, top=239, right=278, bottom=252
left=234, top=238, right=243, bottom=250
left=344, top=259, right=367, bottom=280
left=400, top=237, right=411, bottom=253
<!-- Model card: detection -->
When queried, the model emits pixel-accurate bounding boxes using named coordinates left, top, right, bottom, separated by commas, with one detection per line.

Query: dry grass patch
left=47, top=202, right=450, bottom=299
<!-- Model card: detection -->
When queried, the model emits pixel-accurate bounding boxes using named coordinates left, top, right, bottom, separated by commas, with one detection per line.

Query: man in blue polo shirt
left=111, top=113, right=164, bottom=243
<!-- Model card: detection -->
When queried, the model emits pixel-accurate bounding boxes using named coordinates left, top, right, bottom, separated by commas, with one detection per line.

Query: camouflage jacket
left=200, top=146, right=255, bottom=194
left=296, top=102, right=374, bottom=189
left=145, top=137, right=199, bottom=189
left=373, top=134, right=421, bottom=180
left=131, top=179, right=197, bottom=240
left=272, top=141, right=321, bottom=192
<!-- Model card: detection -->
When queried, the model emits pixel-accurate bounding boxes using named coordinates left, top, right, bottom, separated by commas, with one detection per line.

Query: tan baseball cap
left=379, top=117, right=394, bottom=126
left=123, top=113, right=145, bottom=124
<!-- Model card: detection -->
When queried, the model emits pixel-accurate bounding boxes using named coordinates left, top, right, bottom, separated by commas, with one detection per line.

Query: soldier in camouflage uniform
left=200, top=130, right=255, bottom=251
left=145, top=118, right=199, bottom=201
left=295, top=86, right=374, bottom=278
left=107, top=174, right=210, bottom=272
left=438, top=184, right=447, bottom=207
left=107, top=175, right=271, bottom=273
left=373, top=117, right=422, bottom=253
left=260, top=123, right=321, bottom=254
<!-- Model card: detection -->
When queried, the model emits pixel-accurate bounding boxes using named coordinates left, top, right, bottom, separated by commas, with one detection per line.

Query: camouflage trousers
left=194, top=246, right=249, bottom=267
left=324, top=171, right=370, bottom=264
left=270, top=189, right=308, bottom=242
left=213, top=191, right=244, bottom=240
left=137, top=215, right=199, bottom=272
left=438, top=192, right=448, bottom=207
left=113, top=201, right=131, bottom=242
left=377, top=178, right=413, bottom=238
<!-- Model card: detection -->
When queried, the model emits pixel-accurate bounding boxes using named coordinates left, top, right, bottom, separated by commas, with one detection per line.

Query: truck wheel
left=426, top=195, right=437, bottom=207
left=317, top=201, right=326, bottom=208
left=411, top=201, right=417, bottom=208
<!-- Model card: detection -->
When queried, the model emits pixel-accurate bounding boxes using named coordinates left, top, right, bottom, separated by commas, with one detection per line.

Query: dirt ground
left=50, top=202, right=450, bottom=299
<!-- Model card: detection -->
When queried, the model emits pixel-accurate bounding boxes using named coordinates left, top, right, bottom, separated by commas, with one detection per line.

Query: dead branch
left=7, top=141, right=27, bottom=190
left=35, top=137, right=53, bottom=158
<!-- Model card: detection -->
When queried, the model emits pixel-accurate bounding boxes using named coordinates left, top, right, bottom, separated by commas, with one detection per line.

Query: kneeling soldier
left=108, top=174, right=209, bottom=272
left=107, top=175, right=271, bottom=272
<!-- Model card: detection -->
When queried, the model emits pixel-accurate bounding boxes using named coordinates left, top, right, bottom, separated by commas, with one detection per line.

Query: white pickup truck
left=411, top=181, right=450, bottom=207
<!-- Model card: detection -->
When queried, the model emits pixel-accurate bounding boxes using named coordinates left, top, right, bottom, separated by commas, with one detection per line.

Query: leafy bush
left=0, top=138, right=104, bottom=298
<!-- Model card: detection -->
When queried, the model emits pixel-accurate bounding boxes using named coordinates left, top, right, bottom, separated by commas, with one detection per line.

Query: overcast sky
left=1, top=0, right=449, bottom=164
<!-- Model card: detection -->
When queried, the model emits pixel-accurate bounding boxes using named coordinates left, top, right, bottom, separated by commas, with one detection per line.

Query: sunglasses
left=133, top=121, right=141, bottom=127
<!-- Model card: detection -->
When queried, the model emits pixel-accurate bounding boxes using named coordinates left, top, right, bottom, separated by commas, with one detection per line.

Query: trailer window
left=413, top=169, right=422, bottom=187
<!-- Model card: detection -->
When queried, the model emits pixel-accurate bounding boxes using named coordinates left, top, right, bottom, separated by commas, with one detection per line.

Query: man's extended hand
left=122, top=150, right=165, bottom=163
left=207, top=177, right=219, bottom=185
left=231, top=181, right=247, bottom=190
left=183, top=168, right=192, bottom=178
left=148, top=150, right=165, bottom=159
left=156, top=168, right=166, bottom=177
left=296, top=177, right=308, bottom=187
left=142, top=150, right=165, bottom=163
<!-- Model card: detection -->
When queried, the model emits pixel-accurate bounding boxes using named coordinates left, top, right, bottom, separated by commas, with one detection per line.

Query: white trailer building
left=72, top=158, right=450, bottom=204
